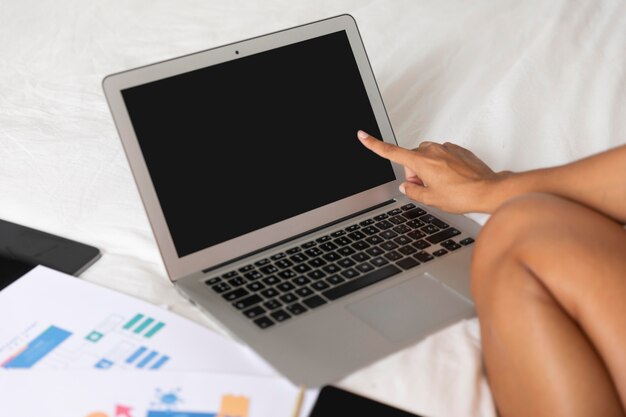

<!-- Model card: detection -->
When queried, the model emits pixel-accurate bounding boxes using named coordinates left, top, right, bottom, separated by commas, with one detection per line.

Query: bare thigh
left=471, top=193, right=626, bottom=417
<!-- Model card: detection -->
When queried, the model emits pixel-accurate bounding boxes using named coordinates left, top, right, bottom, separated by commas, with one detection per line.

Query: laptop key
left=359, top=219, right=375, bottom=226
left=322, top=264, right=402, bottom=301
left=383, top=250, right=402, bottom=261
left=346, top=224, right=360, bottom=232
left=260, top=288, right=279, bottom=298
left=380, top=230, right=398, bottom=240
left=396, top=257, right=420, bottom=270
left=294, top=264, right=312, bottom=273
left=278, top=270, right=296, bottom=279
left=347, top=231, right=366, bottom=241
left=333, top=236, right=352, bottom=246
left=259, top=265, right=278, bottom=275
left=239, top=264, right=255, bottom=273
left=362, top=225, right=379, bottom=235
left=398, top=245, right=417, bottom=255
left=406, top=220, right=425, bottom=229
left=460, top=237, right=475, bottom=245
left=421, top=224, right=440, bottom=235
left=426, top=227, right=461, bottom=244
left=293, top=276, right=311, bottom=286
left=279, top=292, right=298, bottom=304
left=326, top=275, right=345, bottom=285
left=392, top=224, right=411, bottom=234
left=413, top=239, right=431, bottom=250
left=290, top=253, right=309, bottom=263
left=311, top=280, right=330, bottom=291
left=295, top=287, right=314, bottom=298
left=365, top=246, right=384, bottom=256
left=370, top=256, right=389, bottom=267
left=287, top=303, right=308, bottom=315
left=243, top=305, right=265, bottom=318
left=233, top=294, right=262, bottom=309
left=381, top=241, right=399, bottom=251
left=223, top=288, right=249, bottom=301
left=338, top=258, right=356, bottom=268
left=316, top=235, right=331, bottom=243
left=308, top=258, right=327, bottom=268
left=253, top=316, right=274, bottom=329
left=351, top=241, right=370, bottom=251
left=255, top=258, right=270, bottom=266
left=414, top=251, right=434, bottom=262
left=302, top=241, right=317, bottom=249
left=277, top=282, right=295, bottom=292
left=394, top=235, right=411, bottom=246
left=205, top=276, right=221, bottom=285
left=401, top=203, right=416, bottom=211
left=211, top=282, right=231, bottom=293
left=228, top=275, right=246, bottom=287
left=244, top=270, right=262, bottom=281
left=375, top=220, right=394, bottom=230
left=322, top=252, right=341, bottom=262
left=303, top=295, right=327, bottom=309
left=351, top=252, right=370, bottom=262
left=307, top=269, right=326, bottom=280
left=322, top=264, right=341, bottom=274
left=246, top=282, right=265, bottom=292
left=402, top=207, right=427, bottom=219
left=340, top=268, right=359, bottom=279
left=275, top=259, right=293, bottom=269
left=365, top=235, right=384, bottom=245
left=338, top=246, right=356, bottom=256
left=305, top=247, right=323, bottom=258
left=388, top=215, right=406, bottom=225
left=441, top=239, right=462, bottom=251
left=270, top=252, right=286, bottom=260
left=262, top=275, right=280, bottom=286
left=355, top=262, right=374, bottom=273
left=222, top=271, right=238, bottom=279
left=264, top=299, right=282, bottom=310
left=286, top=247, right=301, bottom=254
left=433, top=248, right=448, bottom=257
left=387, top=208, right=403, bottom=216
left=331, top=230, right=346, bottom=238
left=319, top=242, right=338, bottom=252
left=374, top=213, right=388, bottom=221
left=270, top=309, right=291, bottom=322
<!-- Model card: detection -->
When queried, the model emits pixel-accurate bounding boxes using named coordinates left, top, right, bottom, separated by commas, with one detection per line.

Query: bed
left=1, top=0, right=624, bottom=416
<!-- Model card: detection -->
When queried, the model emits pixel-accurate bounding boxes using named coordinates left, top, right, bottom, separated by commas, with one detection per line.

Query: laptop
left=102, top=14, right=480, bottom=387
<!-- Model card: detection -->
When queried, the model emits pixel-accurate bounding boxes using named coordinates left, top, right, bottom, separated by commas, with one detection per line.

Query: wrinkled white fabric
left=1, top=1, right=624, bottom=416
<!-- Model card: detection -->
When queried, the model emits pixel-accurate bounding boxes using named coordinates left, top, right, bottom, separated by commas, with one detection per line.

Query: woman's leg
left=471, top=193, right=626, bottom=417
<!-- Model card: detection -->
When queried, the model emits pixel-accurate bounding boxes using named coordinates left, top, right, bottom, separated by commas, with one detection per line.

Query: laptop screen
left=122, top=30, right=396, bottom=258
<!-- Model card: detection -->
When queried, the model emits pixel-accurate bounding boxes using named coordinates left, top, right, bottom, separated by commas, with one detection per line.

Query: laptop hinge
left=201, top=199, right=397, bottom=274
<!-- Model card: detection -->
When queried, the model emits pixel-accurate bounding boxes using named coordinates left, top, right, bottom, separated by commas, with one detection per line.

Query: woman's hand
left=357, top=130, right=510, bottom=214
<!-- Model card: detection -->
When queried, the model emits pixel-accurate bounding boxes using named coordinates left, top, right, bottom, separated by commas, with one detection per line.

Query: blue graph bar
left=147, top=412, right=215, bottom=417
left=149, top=355, right=170, bottom=370
left=136, top=350, right=158, bottom=369
left=126, top=346, right=147, bottom=364
left=3, top=326, right=72, bottom=369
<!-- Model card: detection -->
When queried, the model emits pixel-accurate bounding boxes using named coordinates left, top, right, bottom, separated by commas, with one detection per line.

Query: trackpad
left=346, top=273, right=474, bottom=343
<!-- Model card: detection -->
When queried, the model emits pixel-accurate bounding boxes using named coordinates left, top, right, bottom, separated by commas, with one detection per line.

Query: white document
left=0, top=266, right=276, bottom=375
left=0, top=370, right=301, bottom=417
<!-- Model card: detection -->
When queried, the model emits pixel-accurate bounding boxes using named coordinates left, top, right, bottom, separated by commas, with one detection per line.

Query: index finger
left=357, top=130, right=418, bottom=166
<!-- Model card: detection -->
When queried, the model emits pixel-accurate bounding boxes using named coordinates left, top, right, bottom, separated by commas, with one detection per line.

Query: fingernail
left=357, top=130, right=369, bottom=140
left=399, top=183, right=406, bottom=194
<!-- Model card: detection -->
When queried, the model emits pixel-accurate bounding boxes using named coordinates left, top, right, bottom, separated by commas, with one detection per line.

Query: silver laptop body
left=102, top=14, right=480, bottom=387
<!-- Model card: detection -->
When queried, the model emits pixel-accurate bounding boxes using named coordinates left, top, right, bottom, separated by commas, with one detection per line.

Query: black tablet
left=308, top=385, right=423, bottom=417
left=0, top=218, right=101, bottom=290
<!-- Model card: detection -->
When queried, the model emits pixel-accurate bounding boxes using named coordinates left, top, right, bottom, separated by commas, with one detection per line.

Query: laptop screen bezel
left=102, top=14, right=405, bottom=281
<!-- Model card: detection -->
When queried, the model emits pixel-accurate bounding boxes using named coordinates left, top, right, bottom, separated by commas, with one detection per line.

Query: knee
left=470, top=193, right=569, bottom=301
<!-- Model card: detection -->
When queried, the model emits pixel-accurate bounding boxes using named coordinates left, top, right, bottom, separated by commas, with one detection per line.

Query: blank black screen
left=122, top=30, right=396, bottom=258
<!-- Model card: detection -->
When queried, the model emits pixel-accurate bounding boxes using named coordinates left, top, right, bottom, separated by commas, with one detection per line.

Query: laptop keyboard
left=204, top=203, right=474, bottom=330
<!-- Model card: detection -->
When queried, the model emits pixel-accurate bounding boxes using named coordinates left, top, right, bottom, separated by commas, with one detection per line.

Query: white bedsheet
left=1, top=0, right=625, bottom=416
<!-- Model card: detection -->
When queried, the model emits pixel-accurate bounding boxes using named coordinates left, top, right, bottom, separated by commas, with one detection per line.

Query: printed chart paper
left=0, top=370, right=301, bottom=417
left=0, top=266, right=276, bottom=375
